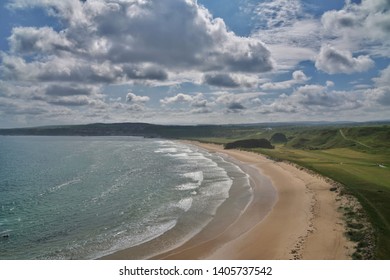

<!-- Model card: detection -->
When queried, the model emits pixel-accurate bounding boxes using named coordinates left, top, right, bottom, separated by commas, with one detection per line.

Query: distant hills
left=0, top=121, right=389, bottom=148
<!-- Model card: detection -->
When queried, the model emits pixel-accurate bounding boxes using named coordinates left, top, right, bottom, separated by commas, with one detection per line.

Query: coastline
left=102, top=141, right=353, bottom=260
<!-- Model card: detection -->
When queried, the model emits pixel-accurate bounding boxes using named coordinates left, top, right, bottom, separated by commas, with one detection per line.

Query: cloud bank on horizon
left=0, top=0, right=389, bottom=127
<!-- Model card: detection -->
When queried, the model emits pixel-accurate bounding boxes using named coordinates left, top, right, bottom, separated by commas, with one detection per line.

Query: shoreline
left=102, top=141, right=353, bottom=260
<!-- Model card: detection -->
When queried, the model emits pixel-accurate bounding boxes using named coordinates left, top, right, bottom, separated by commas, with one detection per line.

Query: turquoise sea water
left=0, top=136, right=250, bottom=259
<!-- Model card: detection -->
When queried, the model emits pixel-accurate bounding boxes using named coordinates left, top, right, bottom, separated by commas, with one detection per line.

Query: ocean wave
left=155, top=140, right=175, bottom=146
left=0, top=229, right=12, bottom=235
left=49, top=179, right=81, bottom=192
left=117, top=219, right=177, bottom=250
left=181, top=148, right=193, bottom=153
left=44, top=178, right=81, bottom=194
left=154, top=147, right=178, bottom=153
left=201, top=178, right=232, bottom=199
left=175, top=183, right=199, bottom=191
left=67, top=219, right=178, bottom=260
left=167, top=152, right=188, bottom=158
left=175, top=197, right=193, bottom=212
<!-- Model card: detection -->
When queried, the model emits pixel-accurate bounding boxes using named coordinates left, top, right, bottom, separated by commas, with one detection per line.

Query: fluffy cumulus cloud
left=321, top=0, right=390, bottom=55
left=261, top=70, right=309, bottom=90
left=37, top=84, right=106, bottom=108
left=250, top=0, right=389, bottom=71
left=160, top=93, right=195, bottom=106
left=215, top=92, right=263, bottom=113
left=9, top=26, right=73, bottom=55
left=260, top=84, right=365, bottom=117
left=368, top=66, right=390, bottom=106
left=373, top=66, right=390, bottom=87
left=291, top=85, right=341, bottom=107
left=203, top=73, right=239, bottom=88
left=161, top=92, right=209, bottom=107
left=315, top=45, right=374, bottom=74
left=159, top=92, right=212, bottom=114
left=4, top=0, right=274, bottom=84
left=126, top=92, right=150, bottom=103
left=367, top=87, right=390, bottom=106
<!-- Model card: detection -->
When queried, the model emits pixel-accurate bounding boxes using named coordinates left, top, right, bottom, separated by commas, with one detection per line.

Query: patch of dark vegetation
left=224, top=139, right=274, bottom=150
left=347, top=230, right=365, bottom=242
left=357, top=240, right=370, bottom=249
left=347, top=222, right=365, bottom=230
left=270, top=132, right=288, bottom=143
left=352, top=252, right=363, bottom=260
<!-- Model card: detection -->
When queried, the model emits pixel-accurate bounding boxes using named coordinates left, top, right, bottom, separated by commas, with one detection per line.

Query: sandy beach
left=103, top=141, right=353, bottom=260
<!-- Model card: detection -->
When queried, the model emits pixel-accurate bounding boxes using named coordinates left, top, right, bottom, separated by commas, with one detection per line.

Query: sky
left=0, top=0, right=389, bottom=128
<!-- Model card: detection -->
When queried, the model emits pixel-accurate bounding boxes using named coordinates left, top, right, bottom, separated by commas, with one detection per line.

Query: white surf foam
left=176, top=197, right=193, bottom=212
left=49, top=178, right=81, bottom=193
left=175, top=183, right=199, bottom=191
left=183, top=171, right=204, bottom=183
left=154, top=147, right=178, bottom=153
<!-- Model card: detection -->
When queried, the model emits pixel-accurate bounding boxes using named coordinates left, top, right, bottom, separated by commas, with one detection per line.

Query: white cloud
left=366, top=87, right=390, bottom=106
left=291, top=85, right=338, bottom=107
left=326, top=80, right=335, bottom=87
left=127, top=103, right=146, bottom=112
left=250, top=0, right=322, bottom=69
left=160, top=92, right=210, bottom=110
left=250, top=0, right=389, bottom=71
left=367, top=66, right=390, bottom=107
left=261, top=70, right=309, bottom=90
left=191, top=94, right=209, bottom=108
left=215, top=91, right=264, bottom=113
left=9, top=26, right=73, bottom=55
left=258, top=84, right=367, bottom=115
left=7, top=0, right=273, bottom=77
left=253, top=0, right=302, bottom=29
left=315, top=45, right=374, bottom=74
left=126, top=92, right=150, bottom=103
left=160, top=93, right=194, bottom=106
left=203, top=73, right=239, bottom=88
left=7, top=0, right=86, bottom=26
left=292, top=70, right=308, bottom=82
left=321, top=0, right=390, bottom=56
left=373, top=66, right=390, bottom=87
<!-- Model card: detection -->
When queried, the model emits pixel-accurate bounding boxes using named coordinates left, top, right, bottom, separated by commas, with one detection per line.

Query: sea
left=0, top=136, right=252, bottom=259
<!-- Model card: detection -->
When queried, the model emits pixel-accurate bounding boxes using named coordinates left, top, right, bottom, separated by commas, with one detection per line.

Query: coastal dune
left=157, top=142, right=353, bottom=260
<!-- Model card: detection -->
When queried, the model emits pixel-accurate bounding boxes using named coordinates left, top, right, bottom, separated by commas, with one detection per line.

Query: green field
left=192, top=125, right=390, bottom=259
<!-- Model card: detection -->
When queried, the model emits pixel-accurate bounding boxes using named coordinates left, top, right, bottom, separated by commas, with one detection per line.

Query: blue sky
left=0, top=0, right=389, bottom=127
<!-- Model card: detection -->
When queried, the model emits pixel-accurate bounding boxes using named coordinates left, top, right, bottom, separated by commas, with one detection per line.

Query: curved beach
left=103, top=141, right=353, bottom=260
